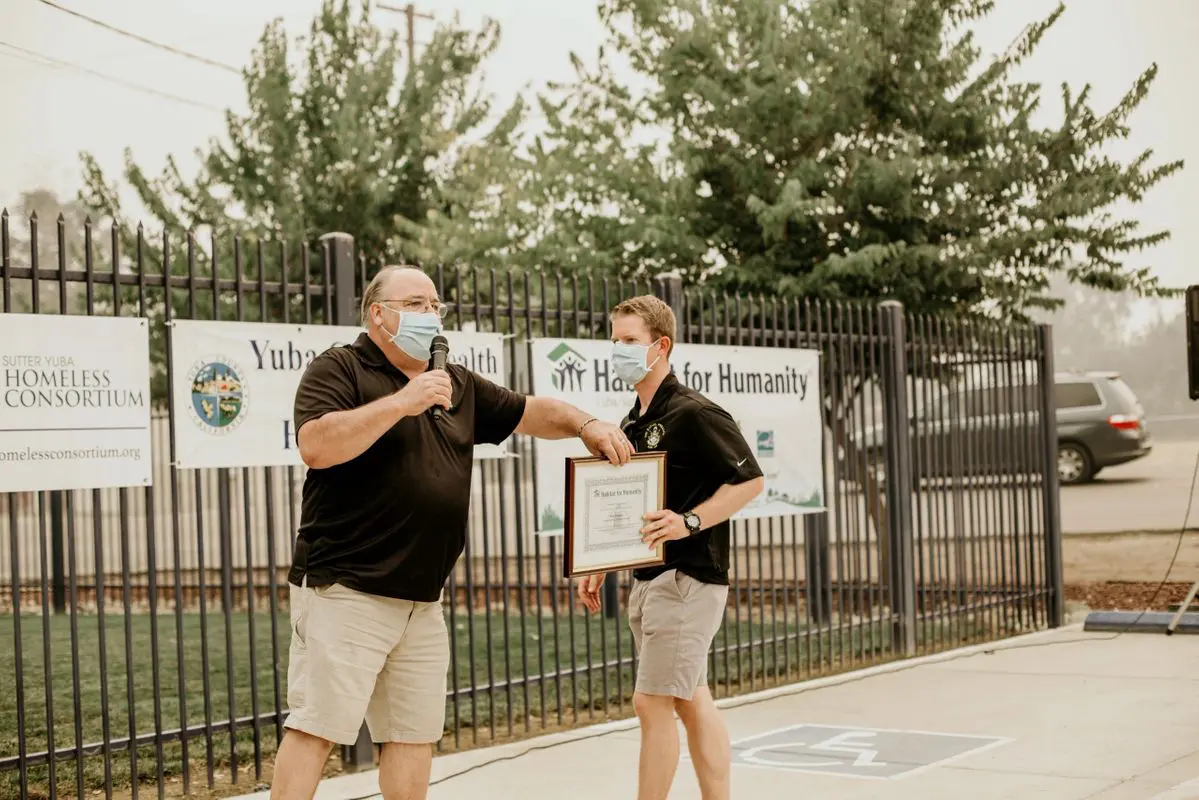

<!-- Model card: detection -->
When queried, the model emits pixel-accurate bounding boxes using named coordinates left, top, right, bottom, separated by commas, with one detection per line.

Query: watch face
left=685, top=513, right=700, bottom=531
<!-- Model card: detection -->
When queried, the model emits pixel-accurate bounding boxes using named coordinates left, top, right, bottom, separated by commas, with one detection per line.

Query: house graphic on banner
left=546, top=342, right=588, bottom=392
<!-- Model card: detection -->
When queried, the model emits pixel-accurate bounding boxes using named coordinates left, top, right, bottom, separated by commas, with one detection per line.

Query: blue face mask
left=381, top=309, right=443, bottom=361
left=611, top=339, right=662, bottom=386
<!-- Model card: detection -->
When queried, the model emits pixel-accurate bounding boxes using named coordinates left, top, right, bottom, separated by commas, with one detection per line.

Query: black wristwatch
left=683, top=511, right=702, bottom=535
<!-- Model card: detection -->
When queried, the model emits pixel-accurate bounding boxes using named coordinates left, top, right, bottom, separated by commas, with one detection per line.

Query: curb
left=1063, top=529, right=1198, bottom=538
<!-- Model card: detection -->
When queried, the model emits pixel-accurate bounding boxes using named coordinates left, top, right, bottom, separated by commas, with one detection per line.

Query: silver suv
left=1054, top=371, right=1152, bottom=485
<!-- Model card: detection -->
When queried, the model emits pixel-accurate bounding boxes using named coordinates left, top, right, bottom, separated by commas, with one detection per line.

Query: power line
left=34, top=0, right=241, bottom=75
left=0, top=40, right=226, bottom=112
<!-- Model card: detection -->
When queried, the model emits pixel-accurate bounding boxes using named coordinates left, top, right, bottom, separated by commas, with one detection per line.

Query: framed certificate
left=563, top=451, right=668, bottom=577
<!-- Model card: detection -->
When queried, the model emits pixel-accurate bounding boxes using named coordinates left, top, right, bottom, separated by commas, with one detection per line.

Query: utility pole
left=377, top=3, right=433, bottom=69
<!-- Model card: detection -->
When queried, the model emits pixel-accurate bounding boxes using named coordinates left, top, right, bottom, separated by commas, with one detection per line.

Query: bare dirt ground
left=1064, top=580, right=1195, bottom=612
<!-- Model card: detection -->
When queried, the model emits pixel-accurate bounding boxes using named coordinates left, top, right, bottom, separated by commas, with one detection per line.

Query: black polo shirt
left=287, top=333, right=526, bottom=602
left=622, top=373, right=763, bottom=586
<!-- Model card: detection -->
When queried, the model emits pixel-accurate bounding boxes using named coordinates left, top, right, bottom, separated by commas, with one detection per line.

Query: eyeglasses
left=378, top=298, right=450, bottom=319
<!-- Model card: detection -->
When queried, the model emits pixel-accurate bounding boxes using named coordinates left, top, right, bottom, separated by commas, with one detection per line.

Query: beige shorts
left=284, top=581, right=449, bottom=745
left=628, top=569, right=729, bottom=700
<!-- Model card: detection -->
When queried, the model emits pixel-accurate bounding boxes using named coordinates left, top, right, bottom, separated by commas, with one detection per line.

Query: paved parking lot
left=1061, top=438, right=1199, bottom=534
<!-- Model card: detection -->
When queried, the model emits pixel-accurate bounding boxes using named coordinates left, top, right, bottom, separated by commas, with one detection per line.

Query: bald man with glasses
left=272, top=266, right=635, bottom=800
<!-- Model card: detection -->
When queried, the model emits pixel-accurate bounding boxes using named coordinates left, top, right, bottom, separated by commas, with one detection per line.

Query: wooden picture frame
left=563, top=450, right=668, bottom=578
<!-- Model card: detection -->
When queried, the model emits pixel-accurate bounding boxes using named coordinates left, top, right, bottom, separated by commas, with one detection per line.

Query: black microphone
left=430, top=335, right=450, bottom=420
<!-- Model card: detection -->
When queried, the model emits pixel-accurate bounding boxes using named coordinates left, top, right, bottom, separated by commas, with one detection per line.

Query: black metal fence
left=0, top=211, right=1063, bottom=800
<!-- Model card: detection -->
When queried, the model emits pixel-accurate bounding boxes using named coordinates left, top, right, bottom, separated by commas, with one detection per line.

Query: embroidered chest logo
left=644, top=422, right=666, bottom=449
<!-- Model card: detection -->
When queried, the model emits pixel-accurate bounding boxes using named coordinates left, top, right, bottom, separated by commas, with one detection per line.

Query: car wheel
left=1057, top=443, right=1094, bottom=485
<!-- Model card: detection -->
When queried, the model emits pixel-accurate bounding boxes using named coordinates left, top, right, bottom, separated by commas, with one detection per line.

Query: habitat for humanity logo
left=187, top=358, right=248, bottom=434
left=546, top=342, right=587, bottom=391
left=757, top=430, right=775, bottom=457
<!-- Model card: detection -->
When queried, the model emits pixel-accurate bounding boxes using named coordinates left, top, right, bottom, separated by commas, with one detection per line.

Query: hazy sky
left=2, top=0, right=1197, bottom=294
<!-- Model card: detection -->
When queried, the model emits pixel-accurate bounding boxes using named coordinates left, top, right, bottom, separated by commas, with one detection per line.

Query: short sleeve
left=471, top=371, right=527, bottom=445
left=695, top=405, right=763, bottom=485
left=294, top=351, right=359, bottom=432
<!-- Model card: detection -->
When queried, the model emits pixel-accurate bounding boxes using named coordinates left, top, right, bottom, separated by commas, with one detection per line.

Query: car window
left=1054, top=381, right=1102, bottom=409
left=946, top=385, right=1041, bottom=417
left=989, top=385, right=1040, bottom=414
left=1103, top=377, right=1142, bottom=413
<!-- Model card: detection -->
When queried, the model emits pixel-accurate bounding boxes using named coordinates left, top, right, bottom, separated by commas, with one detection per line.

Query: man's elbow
left=296, top=424, right=328, bottom=469
left=746, top=476, right=765, bottom=498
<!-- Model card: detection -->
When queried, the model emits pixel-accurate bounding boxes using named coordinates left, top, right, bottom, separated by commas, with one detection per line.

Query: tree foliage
left=509, top=0, right=1182, bottom=319
left=1, top=189, right=91, bottom=314
left=79, top=0, right=525, bottom=267
left=73, top=0, right=529, bottom=402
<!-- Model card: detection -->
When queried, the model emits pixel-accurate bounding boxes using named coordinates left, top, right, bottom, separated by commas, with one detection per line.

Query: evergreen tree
left=512, top=0, right=1182, bottom=319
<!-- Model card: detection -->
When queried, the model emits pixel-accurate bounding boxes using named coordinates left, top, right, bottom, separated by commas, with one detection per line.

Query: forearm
left=515, top=396, right=592, bottom=440
left=691, top=477, right=765, bottom=530
left=298, top=395, right=407, bottom=469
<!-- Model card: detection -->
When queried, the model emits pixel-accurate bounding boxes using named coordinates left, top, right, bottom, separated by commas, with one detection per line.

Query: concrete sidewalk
left=244, top=626, right=1199, bottom=800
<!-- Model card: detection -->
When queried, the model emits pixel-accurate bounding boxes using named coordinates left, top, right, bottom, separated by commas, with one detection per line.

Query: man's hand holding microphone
left=394, top=369, right=453, bottom=417
left=394, top=334, right=453, bottom=418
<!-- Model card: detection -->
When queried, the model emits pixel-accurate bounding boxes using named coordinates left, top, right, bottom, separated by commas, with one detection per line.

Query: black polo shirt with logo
left=287, top=333, right=526, bottom=602
left=622, top=373, right=763, bottom=586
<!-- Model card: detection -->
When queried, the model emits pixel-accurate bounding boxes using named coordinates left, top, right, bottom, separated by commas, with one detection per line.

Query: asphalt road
left=1061, top=438, right=1199, bottom=534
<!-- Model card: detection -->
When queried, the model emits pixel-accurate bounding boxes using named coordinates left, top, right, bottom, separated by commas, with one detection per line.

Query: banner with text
left=170, top=320, right=510, bottom=468
left=530, top=338, right=824, bottom=534
left=0, top=313, right=153, bottom=492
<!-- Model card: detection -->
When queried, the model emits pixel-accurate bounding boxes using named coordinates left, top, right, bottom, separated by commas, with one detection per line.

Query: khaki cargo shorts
left=628, top=569, right=728, bottom=700
left=284, top=581, right=449, bottom=745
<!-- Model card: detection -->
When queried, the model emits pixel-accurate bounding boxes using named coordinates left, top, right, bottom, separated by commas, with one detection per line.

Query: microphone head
left=430, top=335, right=450, bottom=354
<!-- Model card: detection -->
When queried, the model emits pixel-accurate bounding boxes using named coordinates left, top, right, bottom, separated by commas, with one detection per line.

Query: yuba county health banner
left=529, top=338, right=824, bottom=534
left=0, top=313, right=152, bottom=492
left=169, top=320, right=510, bottom=468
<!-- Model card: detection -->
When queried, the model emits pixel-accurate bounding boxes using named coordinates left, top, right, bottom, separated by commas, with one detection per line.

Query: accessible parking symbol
left=729, top=724, right=1010, bottom=780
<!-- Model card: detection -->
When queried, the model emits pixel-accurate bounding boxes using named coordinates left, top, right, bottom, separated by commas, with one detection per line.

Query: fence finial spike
left=84, top=215, right=92, bottom=226
left=57, top=212, right=66, bottom=223
left=1, top=207, right=8, bottom=219
left=29, top=210, right=38, bottom=222
left=137, top=220, right=145, bottom=232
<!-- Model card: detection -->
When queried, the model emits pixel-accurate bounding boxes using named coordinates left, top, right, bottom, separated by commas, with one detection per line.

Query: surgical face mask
left=611, top=339, right=662, bottom=386
left=380, top=308, right=443, bottom=361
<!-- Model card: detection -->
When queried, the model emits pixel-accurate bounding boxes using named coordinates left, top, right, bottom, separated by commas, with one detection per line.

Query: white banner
left=530, top=338, right=824, bottom=533
left=170, top=320, right=510, bottom=469
left=0, top=313, right=152, bottom=492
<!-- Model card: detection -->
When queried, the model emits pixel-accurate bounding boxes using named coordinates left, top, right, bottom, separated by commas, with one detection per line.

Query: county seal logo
left=187, top=358, right=249, bottom=434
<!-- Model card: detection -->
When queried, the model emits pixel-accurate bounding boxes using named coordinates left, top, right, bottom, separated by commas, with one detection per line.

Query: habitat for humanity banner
left=170, top=320, right=510, bottom=468
left=530, top=338, right=824, bottom=534
left=0, top=313, right=152, bottom=492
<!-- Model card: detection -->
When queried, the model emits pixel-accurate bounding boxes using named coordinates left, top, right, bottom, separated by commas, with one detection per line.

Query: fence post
left=318, top=231, right=375, bottom=769
left=804, top=337, right=835, bottom=627
left=1036, top=324, right=1064, bottom=627
left=49, top=491, right=66, bottom=614
left=320, top=232, right=358, bottom=326
left=879, top=301, right=916, bottom=657
left=654, top=272, right=685, bottom=314
left=217, top=472, right=235, bottom=614
left=803, top=514, right=832, bottom=626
